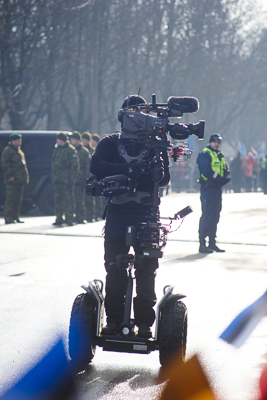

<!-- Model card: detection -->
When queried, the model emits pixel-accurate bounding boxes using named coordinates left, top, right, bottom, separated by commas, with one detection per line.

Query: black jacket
left=90, top=133, right=170, bottom=207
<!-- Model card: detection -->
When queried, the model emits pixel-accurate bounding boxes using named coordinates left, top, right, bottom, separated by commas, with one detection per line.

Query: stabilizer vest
left=110, top=142, right=153, bottom=205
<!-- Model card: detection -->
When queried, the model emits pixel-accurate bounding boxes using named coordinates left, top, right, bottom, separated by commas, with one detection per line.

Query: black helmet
left=120, top=94, right=146, bottom=109
left=209, top=133, right=222, bottom=143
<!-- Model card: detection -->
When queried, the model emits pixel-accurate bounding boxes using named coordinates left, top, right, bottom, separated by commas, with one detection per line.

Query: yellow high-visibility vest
left=201, top=147, right=225, bottom=181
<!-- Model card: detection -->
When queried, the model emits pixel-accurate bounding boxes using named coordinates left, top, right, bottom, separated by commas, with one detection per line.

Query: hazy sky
left=256, top=0, right=267, bottom=12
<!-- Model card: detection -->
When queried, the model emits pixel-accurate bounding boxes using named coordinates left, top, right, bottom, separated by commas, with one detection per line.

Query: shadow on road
left=73, top=363, right=161, bottom=399
left=165, top=252, right=210, bottom=263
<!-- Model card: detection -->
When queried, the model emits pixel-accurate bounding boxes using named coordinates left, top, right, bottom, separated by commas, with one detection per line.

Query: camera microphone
left=167, top=96, right=199, bottom=114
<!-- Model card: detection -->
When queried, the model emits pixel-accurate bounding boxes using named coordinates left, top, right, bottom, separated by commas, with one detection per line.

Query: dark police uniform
left=90, top=132, right=170, bottom=335
left=197, top=139, right=230, bottom=252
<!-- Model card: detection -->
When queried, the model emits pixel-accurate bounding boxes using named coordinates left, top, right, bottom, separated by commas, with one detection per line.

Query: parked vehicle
left=0, top=130, right=71, bottom=215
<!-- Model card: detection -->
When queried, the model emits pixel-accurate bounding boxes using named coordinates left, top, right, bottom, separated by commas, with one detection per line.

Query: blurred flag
left=220, top=290, right=267, bottom=348
left=159, top=354, right=217, bottom=400
left=259, top=364, right=267, bottom=400
left=0, top=338, right=78, bottom=400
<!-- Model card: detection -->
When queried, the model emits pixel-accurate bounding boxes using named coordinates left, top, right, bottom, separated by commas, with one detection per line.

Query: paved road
left=0, top=192, right=267, bottom=399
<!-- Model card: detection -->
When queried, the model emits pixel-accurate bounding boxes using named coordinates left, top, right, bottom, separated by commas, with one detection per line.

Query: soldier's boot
left=208, top=237, right=225, bottom=253
left=5, top=219, right=15, bottom=224
left=52, top=218, right=64, bottom=226
left=199, top=238, right=213, bottom=253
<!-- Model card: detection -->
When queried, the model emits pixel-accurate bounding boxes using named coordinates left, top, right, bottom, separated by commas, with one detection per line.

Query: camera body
left=118, top=94, right=205, bottom=142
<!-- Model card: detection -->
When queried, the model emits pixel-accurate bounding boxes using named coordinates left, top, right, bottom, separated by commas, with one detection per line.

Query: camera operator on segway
left=68, top=91, right=205, bottom=367
left=90, top=94, right=170, bottom=338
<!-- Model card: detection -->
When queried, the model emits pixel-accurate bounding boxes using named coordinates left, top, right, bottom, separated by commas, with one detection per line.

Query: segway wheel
left=69, top=293, right=96, bottom=367
left=159, top=300, right=187, bottom=366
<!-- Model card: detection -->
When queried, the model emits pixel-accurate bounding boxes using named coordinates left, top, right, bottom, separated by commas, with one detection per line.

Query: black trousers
left=104, top=206, right=158, bottom=327
left=199, top=186, right=222, bottom=240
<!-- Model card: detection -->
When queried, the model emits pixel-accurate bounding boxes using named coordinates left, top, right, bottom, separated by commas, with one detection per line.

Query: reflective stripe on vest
left=201, top=147, right=225, bottom=181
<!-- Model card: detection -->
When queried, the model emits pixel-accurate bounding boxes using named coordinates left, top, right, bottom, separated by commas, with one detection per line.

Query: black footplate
left=96, top=335, right=159, bottom=354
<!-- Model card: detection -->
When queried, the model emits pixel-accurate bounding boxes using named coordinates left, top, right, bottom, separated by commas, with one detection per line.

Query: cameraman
left=90, top=95, right=170, bottom=338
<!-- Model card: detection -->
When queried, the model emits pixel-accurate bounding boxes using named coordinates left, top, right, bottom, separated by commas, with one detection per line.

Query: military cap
left=56, top=132, right=67, bottom=141
left=70, top=131, right=81, bottom=140
left=91, top=133, right=100, bottom=143
left=9, top=133, right=22, bottom=140
left=82, top=131, right=92, bottom=140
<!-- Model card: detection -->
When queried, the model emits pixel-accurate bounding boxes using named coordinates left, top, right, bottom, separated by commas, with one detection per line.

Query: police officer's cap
left=9, top=133, right=22, bottom=140
left=82, top=131, right=92, bottom=140
left=70, top=131, right=81, bottom=140
left=121, top=94, right=146, bottom=109
left=56, top=132, right=67, bottom=141
left=209, top=133, right=222, bottom=143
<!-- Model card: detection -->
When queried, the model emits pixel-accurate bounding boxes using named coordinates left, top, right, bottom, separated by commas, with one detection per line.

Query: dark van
left=0, top=130, right=71, bottom=215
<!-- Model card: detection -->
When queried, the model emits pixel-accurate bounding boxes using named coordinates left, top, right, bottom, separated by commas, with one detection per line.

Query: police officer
left=1, top=132, right=29, bottom=224
left=90, top=95, right=170, bottom=338
left=197, top=133, right=231, bottom=253
left=82, top=132, right=96, bottom=222
left=70, top=131, right=91, bottom=224
left=51, top=132, right=79, bottom=226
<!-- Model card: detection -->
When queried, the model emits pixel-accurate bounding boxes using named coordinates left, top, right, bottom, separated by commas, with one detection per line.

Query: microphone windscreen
left=167, top=96, right=199, bottom=113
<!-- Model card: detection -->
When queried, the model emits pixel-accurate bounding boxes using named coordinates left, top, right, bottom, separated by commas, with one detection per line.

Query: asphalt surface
left=0, top=191, right=267, bottom=400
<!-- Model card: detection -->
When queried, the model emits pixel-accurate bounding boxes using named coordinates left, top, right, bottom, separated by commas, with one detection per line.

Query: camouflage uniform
left=51, top=141, right=79, bottom=223
left=84, top=143, right=96, bottom=221
left=1, top=143, right=29, bottom=222
left=74, top=144, right=91, bottom=222
left=89, top=143, right=106, bottom=220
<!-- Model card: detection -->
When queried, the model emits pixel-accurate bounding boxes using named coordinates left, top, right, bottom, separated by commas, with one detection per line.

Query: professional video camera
left=87, top=93, right=205, bottom=258
left=118, top=93, right=204, bottom=142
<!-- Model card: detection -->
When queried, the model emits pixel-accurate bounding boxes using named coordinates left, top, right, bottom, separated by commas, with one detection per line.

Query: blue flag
left=220, top=290, right=267, bottom=348
left=0, top=338, right=77, bottom=400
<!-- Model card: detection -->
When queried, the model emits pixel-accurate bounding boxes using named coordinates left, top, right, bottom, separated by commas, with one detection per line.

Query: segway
left=68, top=258, right=188, bottom=367
left=68, top=202, right=191, bottom=368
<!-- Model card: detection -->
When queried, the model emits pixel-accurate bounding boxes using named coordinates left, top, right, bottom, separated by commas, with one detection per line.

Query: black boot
left=208, top=237, right=225, bottom=252
left=199, top=238, right=213, bottom=253
left=137, top=324, right=152, bottom=338
left=101, top=322, right=119, bottom=335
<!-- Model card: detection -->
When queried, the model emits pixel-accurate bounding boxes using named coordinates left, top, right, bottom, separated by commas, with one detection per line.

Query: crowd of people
left=229, top=148, right=267, bottom=194
left=51, top=131, right=106, bottom=226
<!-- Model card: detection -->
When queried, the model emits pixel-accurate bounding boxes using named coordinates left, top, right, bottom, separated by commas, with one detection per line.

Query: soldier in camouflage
left=82, top=131, right=96, bottom=222
left=51, top=132, right=79, bottom=226
left=90, top=133, right=106, bottom=220
left=1, top=133, right=29, bottom=224
left=70, top=131, right=91, bottom=224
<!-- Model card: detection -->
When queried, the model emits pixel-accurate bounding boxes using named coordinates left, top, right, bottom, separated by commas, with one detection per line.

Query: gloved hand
left=154, top=158, right=164, bottom=182
left=127, top=160, right=142, bottom=179
left=67, top=180, right=74, bottom=188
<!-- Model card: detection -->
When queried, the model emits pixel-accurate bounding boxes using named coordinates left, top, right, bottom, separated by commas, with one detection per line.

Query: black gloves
left=153, top=157, right=164, bottom=182
left=127, top=160, right=142, bottom=179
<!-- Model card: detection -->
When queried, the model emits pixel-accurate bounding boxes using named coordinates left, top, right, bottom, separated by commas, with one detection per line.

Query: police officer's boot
left=199, top=238, right=213, bottom=253
left=208, top=237, right=225, bottom=252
